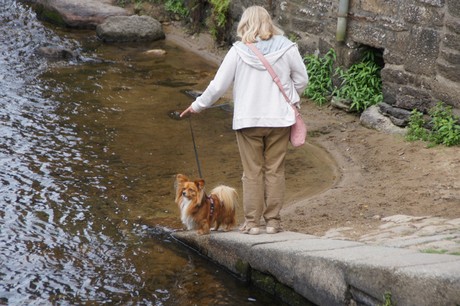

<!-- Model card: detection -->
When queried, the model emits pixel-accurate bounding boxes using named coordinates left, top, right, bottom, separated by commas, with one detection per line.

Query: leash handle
left=188, top=116, right=203, bottom=178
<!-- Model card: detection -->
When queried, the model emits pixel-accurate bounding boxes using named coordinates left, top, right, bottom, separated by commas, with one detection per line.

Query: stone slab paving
left=323, top=215, right=460, bottom=255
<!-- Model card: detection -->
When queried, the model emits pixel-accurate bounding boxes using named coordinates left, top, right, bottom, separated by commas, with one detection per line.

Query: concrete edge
left=171, top=230, right=460, bottom=306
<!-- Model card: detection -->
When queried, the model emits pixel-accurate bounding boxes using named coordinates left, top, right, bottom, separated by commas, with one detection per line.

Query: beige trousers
left=236, top=126, right=290, bottom=229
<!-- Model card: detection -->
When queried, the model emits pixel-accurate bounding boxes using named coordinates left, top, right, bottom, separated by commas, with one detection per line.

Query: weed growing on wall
left=382, top=292, right=393, bottom=306
left=303, top=49, right=336, bottom=105
left=428, top=102, right=460, bottom=146
left=207, top=0, right=230, bottom=44
left=116, top=0, right=189, bottom=17
left=333, top=51, right=383, bottom=112
left=116, top=0, right=159, bottom=8
left=406, top=109, right=430, bottom=142
left=164, top=0, right=189, bottom=17
left=406, top=102, right=460, bottom=147
left=303, top=49, right=383, bottom=112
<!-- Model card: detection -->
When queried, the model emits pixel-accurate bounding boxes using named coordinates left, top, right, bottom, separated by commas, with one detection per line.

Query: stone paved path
left=322, top=214, right=460, bottom=255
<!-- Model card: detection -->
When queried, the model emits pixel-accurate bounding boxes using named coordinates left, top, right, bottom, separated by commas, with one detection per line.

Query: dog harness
left=207, top=195, right=215, bottom=217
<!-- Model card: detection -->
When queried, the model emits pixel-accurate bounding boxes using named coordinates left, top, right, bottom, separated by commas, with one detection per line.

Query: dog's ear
left=176, top=174, right=188, bottom=184
left=195, top=179, right=205, bottom=190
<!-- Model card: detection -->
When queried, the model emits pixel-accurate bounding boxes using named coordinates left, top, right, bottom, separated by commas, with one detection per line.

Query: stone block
left=402, top=2, right=445, bottom=27
left=445, top=16, right=460, bottom=34
left=381, top=31, right=411, bottom=65
left=172, top=230, right=312, bottom=278
left=318, top=38, right=334, bottom=56
left=381, top=65, right=436, bottom=94
left=417, top=0, right=445, bottom=7
left=173, top=230, right=460, bottom=306
left=297, top=36, right=320, bottom=57
left=395, top=85, right=434, bottom=111
left=291, top=18, right=324, bottom=35
left=379, top=102, right=412, bottom=126
left=431, top=76, right=460, bottom=108
left=248, top=238, right=363, bottom=306
left=440, top=49, right=460, bottom=65
left=359, top=0, right=400, bottom=16
left=343, top=251, right=460, bottom=306
left=437, top=59, right=460, bottom=82
left=404, top=28, right=441, bottom=76
left=348, top=21, right=389, bottom=49
left=447, top=0, right=460, bottom=18
left=394, top=261, right=460, bottom=305
left=327, top=242, right=460, bottom=305
left=383, top=48, right=405, bottom=65
left=442, top=33, right=460, bottom=51
left=382, top=82, right=400, bottom=106
left=381, top=66, right=408, bottom=85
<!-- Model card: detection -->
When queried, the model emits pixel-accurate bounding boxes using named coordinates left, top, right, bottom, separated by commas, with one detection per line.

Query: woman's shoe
left=266, top=227, right=279, bottom=234
left=240, top=225, right=260, bottom=235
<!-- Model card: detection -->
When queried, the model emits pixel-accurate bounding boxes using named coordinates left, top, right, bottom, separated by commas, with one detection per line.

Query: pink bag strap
left=246, top=43, right=291, bottom=103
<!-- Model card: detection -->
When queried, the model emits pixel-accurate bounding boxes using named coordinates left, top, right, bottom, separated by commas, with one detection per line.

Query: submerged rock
left=96, top=15, right=165, bottom=43
left=144, top=49, right=167, bottom=56
left=36, top=46, right=79, bottom=61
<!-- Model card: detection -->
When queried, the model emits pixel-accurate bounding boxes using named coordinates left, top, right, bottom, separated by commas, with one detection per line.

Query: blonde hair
left=237, top=6, right=284, bottom=43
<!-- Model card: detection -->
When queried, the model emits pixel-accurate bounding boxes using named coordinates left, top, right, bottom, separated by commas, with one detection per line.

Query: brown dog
left=175, top=174, right=237, bottom=235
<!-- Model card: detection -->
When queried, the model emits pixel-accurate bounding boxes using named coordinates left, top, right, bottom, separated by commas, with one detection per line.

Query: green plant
left=382, top=291, right=393, bottom=306
left=406, top=109, right=430, bottom=142
left=116, top=0, right=162, bottom=9
left=164, top=0, right=189, bottom=17
left=406, top=102, right=460, bottom=147
left=134, top=0, right=144, bottom=12
left=333, top=51, right=383, bottom=112
left=428, top=102, right=460, bottom=146
left=288, top=33, right=299, bottom=42
left=303, top=49, right=336, bottom=105
left=420, top=248, right=448, bottom=254
left=208, top=0, right=230, bottom=43
left=115, top=0, right=129, bottom=7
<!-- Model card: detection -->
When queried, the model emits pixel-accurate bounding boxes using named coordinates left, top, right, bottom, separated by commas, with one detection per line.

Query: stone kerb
left=172, top=230, right=460, bottom=306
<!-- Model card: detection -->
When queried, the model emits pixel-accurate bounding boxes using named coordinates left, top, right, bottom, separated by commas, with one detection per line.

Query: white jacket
left=191, top=35, right=309, bottom=130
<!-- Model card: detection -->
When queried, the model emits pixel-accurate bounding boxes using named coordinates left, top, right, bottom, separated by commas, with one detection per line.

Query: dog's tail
left=210, top=185, right=238, bottom=211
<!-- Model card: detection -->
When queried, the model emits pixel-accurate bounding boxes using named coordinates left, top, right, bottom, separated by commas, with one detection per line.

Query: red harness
left=207, top=195, right=215, bottom=217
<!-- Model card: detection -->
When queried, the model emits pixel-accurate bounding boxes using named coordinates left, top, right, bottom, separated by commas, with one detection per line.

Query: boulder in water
left=34, top=0, right=129, bottom=29
left=96, top=15, right=165, bottom=43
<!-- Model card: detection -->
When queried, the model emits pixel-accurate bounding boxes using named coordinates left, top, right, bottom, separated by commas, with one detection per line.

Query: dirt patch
left=162, top=21, right=460, bottom=240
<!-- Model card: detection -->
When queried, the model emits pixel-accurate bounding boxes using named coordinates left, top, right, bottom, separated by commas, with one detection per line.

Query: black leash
left=188, top=116, right=203, bottom=178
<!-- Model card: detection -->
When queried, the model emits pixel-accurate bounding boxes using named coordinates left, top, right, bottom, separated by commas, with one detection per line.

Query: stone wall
left=230, top=0, right=460, bottom=115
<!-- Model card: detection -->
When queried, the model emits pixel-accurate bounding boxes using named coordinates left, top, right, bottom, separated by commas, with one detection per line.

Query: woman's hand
left=180, top=105, right=196, bottom=118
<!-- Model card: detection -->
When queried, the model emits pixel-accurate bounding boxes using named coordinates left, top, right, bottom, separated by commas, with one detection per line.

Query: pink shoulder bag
left=246, top=43, right=307, bottom=147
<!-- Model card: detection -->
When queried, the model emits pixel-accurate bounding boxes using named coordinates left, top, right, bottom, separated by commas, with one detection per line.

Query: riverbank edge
left=163, top=21, right=460, bottom=306
left=171, top=229, right=460, bottom=306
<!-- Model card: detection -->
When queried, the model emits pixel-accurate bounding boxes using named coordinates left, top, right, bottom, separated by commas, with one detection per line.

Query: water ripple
left=0, top=2, right=140, bottom=304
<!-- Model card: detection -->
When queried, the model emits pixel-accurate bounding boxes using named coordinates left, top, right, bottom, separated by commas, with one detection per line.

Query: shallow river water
left=0, top=2, right=336, bottom=305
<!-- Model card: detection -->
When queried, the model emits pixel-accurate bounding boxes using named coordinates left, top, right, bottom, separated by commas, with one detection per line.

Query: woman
left=180, top=6, right=309, bottom=234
